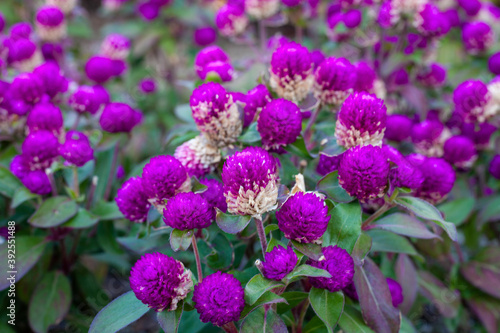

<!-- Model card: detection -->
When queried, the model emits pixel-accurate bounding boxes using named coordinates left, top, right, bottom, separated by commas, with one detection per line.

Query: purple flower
left=216, top=5, right=248, bottom=37
left=257, top=99, right=302, bottom=151
left=200, top=61, right=234, bottom=82
left=174, top=135, right=221, bottom=179
left=414, top=4, right=449, bottom=38
left=383, top=146, right=424, bottom=190
left=411, top=120, right=450, bottom=157
left=85, top=56, right=115, bottom=84
left=130, top=252, right=193, bottom=311
left=314, top=57, right=356, bottom=105
left=460, top=122, right=496, bottom=149
left=270, top=42, right=314, bottom=103
left=99, top=103, right=143, bottom=133
left=116, top=165, right=125, bottom=179
left=116, top=177, right=151, bottom=223
left=259, top=245, right=298, bottom=280
left=92, top=85, right=111, bottom=106
left=10, top=73, right=45, bottom=105
left=354, top=62, right=377, bottom=93
left=458, top=0, right=481, bottom=16
left=443, top=136, right=477, bottom=168
left=385, top=114, right=413, bottom=142
left=343, top=9, right=362, bottom=29
left=489, top=155, right=500, bottom=179
left=59, top=131, right=94, bottom=167
left=488, top=52, right=500, bottom=75
left=22, top=130, right=60, bottom=170
left=142, top=155, right=191, bottom=208
left=282, top=0, right=301, bottom=6
left=35, top=6, right=66, bottom=42
left=453, top=80, right=494, bottom=123
left=378, top=1, right=398, bottom=28
left=41, top=42, right=64, bottom=62
left=10, top=155, right=52, bottom=195
left=199, top=178, right=227, bottom=213
left=69, top=86, right=102, bottom=114
left=244, top=84, right=272, bottom=127
left=245, top=0, right=281, bottom=19
left=163, top=192, right=212, bottom=230
left=276, top=191, right=329, bottom=243
left=307, top=245, right=354, bottom=292
left=33, top=62, right=68, bottom=99
left=386, top=278, right=404, bottom=307
left=194, top=26, right=217, bottom=46
left=7, top=38, right=41, bottom=72
left=100, top=33, right=130, bottom=60
left=316, top=153, right=342, bottom=176
left=137, top=1, right=161, bottom=21
left=267, top=35, right=290, bottom=51
left=9, top=22, right=33, bottom=40
left=194, top=46, right=230, bottom=76
left=193, top=271, right=245, bottom=326
left=462, top=22, right=494, bottom=54
left=138, top=78, right=156, bottom=94
left=222, top=147, right=279, bottom=217
left=338, top=145, right=390, bottom=202
left=310, top=49, right=325, bottom=69
left=26, top=102, right=63, bottom=134
left=416, top=63, right=447, bottom=87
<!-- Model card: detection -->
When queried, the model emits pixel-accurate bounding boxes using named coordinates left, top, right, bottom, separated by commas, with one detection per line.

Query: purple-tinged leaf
left=418, top=271, right=460, bottom=318
left=466, top=298, right=500, bottom=333
left=157, top=304, right=183, bottom=333
left=395, top=255, right=418, bottom=315
left=461, top=248, right=500, bottom=299
left=351, top=233, right=372, bottom=266
left=216, top=209, right=252, bottom=234
left=291, top=240, right=322, bottom=260
left=240, top=307, right=288, bottom=333
left=240, top=291, right=287, bottom=320
left=368, top=213, right=439, bottom=239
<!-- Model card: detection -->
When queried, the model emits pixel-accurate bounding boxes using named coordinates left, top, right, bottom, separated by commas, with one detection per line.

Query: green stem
left=362, top=203, right=391, bottom=230
left=72, top=166, right=80, bottom=198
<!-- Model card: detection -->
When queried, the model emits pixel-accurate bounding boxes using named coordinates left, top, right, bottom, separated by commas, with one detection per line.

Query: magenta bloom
left=69, top=86, right=102, bottom=114
left=276, top=191, right=330, bottom=243
left=310, top=50, right=325, bottom=69
left=415, top=4, right=449, bottom=38
left=22, top=130, right=60, bottom=169
left=116, top=177, right=151, bottom=223
left=130, top=253, right=193, bottom=311
left=216, top=5, right=248, bottom=37
left=307, top=245, right=354, bottom=292
left=193, top=271, right=245, bottom=326
left=10, top=73, right=45, bottom=105
left=26, top=102, right=63, bottom=134
left=354, top=62, right=377, bottom=93
left=33, top=62, right=68, bottom=99
left=35, top=6, right=66, bottom=42
left=453, top=80, right=494, bottom=123
left=489, top=155, right=500, bottom=179
left=338, top=145, right=390, bottom=202
left=244, top=84, right=272, bottom=126
left=194, top=46, right=230, bottom=76
left=383, top=146, right=424, bottom=190
left=343, top=9, right=362, bottom=29
left=10, top=155, right=52, bottom=195
left=257, top=99, right=302, bottom=151
left=282, top=0, right=302, bottom=6
left=260, top=245, right=298, bottom=280
left=199, top=178, right=227, bottom=213
left=85, top=56, right=115, bottom=84
left=314, top=57, right=356, bottom=105
left=163, top=192, right=212, bottom=230
left=200, top=61, right=234, bottom=82
left=443, top=136, right=477, bottom=168
left=387, top=278, right=404, bottom=307
left=59, top=131, right=94, bottom=167
left=138, top=78, right=156, bottom=94
left=488, top=52, right=500, bottom=75
left=385, top=114, right=413, bottom=142
left=174, top=136, right=221, bottom=179
left=460, top=122, right=497, bottom=149
left=194, top=26, right=217, bottom=46
left=411, top=120, right=449, bottom=157
left=7, top=39, right=39, bottom=71
left=9, top=22, right=32, bottom=40
left=462, top=22, right=494, bottom=54
left=100, top=103, right=142, bottom=133
left=416, top=63, right=447, bottom=87
left=100, top=33, right=130, bottom=60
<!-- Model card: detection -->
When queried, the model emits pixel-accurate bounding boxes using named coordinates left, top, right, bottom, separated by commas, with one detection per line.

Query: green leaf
left=174, top=104, right=195, bottom=123
left=244, top=274, right=284, bottom=305
left=338, top=306, right=375, bottom=333
left=284, top=265, right=331, bottom=283
left=316, top=171, right=354, bottom=203
left=11, top=187, right=39, bottom=208
left=93, top=143, right=117, bottom=204
left=438, top=197, right=475, bottom=226
left=265, top=224, right=279, bottom=235
left=0, top=166, right=22, bottom=198
left=28, top=271, right=72, bottom=333
left=309, top=288, right=344, bottom=333
left=0, top=236, right=47, bottom=290
left=291, top=240, right=323, bottom=260
left=277, top=292, right=308, bottom=314
left=240, top=291, right=287, bottom=320
left=323, top=202, right=361, bottom=253
left=157, top=305, right=183, bottom=333
left=89, top=291, right=150, bottom=333
left=239, top=122, right=262, bottom=143
left=170, top=229, right=193, bottom=252
left=285, top=136, right=315, bottom=160
left=240, top=307, right=288, bottom=333
left=394, top=196, right=457, bottom=241
left=366, top=230, right=419, bottom=257
left=205, top=233, right=234, bottom=270
left=62, top=208, right=99, bottom=229
left=29, top=196, right=78, bottom=228
left=97, top=222, right=124, bottom=255
left=418, top=271, right=459, bottom=318
left=369, top=213, right=439, bottom=239
left=460, top=247, right=500, bottom=299
left=191, top=177, right=208, bottom=193
left=351, top=233, right=372, bottom=265
left=215, top=208, right=252, bottom=234
left=91, top=201, right=124, bottom=220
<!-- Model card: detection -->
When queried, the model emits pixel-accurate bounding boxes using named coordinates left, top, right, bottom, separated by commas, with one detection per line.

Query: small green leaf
left=438, top=197, right=475, bottom=226
left=316, top=171, right=354, bottom=203
left=309, top=288, right=344, bottom=333
left=366, top=230, right=419, bottom=257
left=63, top=208, right=99, bottom=229
left=351, top=233, right=372, bottom=265
left=205, top=233, right=234, bottom=270
left=240, top=308, right=288, bottom=333
left=170, top=229, right=193, bottom=252
left=157, top=305, right=183, bottom=333
left=29, top=196, right=78, bottom=228
left=91, top=201, right=124, bottom=220
left=215, top=208, right=252, bottom=234
left=265, top=224, right=279, bottom=235
left=11, top=187, right=39, bottom=208
left=240, top=291, right=287, bottom=320
left=244, top=274, right=284, bottom=305
left=239, top=122, right=262, bottom=143
left=284, top=265, right=331, bottom=283
left=277, top=292, right=308, bottom=314
left=191, top=177, right=208, bottom=193
left=0, top=165, right=22, bottom=198
left=338, top=306, right=375, bottom=333
left=369, top=213, right=439, bottom=239
left=291, top=240, right=323, bottom=260
left=285, top=135, right=315, bottom=160
left=323, top=202, right=361, bottom=253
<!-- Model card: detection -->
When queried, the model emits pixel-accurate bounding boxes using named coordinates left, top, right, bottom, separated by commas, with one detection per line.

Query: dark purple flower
left=85, top=56, right=115, bottom=84
left=342, top=9, right=361, bottom=29
left=216, top=5, right=248, bottom=37
left=259, top=245, right=298, bottom=280
left=387, top=67, right=409, bottom=90
left=194, top=26, right=217, bottom=46
left=138, top=78, right=156, bottom=94
left=282, top=0, right=302, bottom=7
left=462, top=21, right=494, bottom=54
left=194, top=46, right=230, bottom=76
left=383, top=146, right=425, bottom=190
left=307, top=245, right=354, bottom=292
left=199, top=178, right=227, bottom=213
left=35, top=6, right=66, bottom=42
left=26, top=102, right=63, bottom=134
left=453, top=80, right=494, bottom=123
left=99, top=103, right=143, bottom=133
left=276, top=191, right=329, bottom=243
left=416, top=63, right=447, bottom=87
left=163, top=192, right=212, bottom=230
left=245, top=0, right=281, bottom=19
left=343, top=282, right=358, bottom=300
left=69, top=86, right=101, bottom=114
left=116, top=177, right=151, bottom=223
left=137, top=1, right=161, bottom=21
left=174, top=135, right=221, bottom=179
left=130, top=252, right=193, bottom=311
left=22, top=130, right=60, bottom=169
left=59, top=131, right=94, bottom=167
left=443, top=136, right=477, bottom=168
left=100, top=33, right=130, bottom=60
left=458, top=0, right=481, bottom=16
left=316, top=153, right=342, bottom=176
left=411, top=120, right=450, bottom=157
left=489, top=155, right=500, bottom=179
left=21, top=170, right=52, bottom=195
left=310, top=49, right=325, bottom=69
left=354, top=62, right=377, bottom=93
left=386, top=278, right=404, bottom=307
left=243, top=84, right=272, bottom=126
left=385, top=114, right=413, bottom=142
left=110, top=58, right=127, bottom=76
left=41, top=42, right=64, bottom=62
left=415, top=4, right=449, bottom=38
left=33, top=62, right=68, bottom=99
left=314, top=57, right=356, bottom=105
left=193, top=271, right=245, bottom=326
left=488, top=52, right=500, bottom=75
left=222, top=147, right=279, bottom=217
left=460, top=122, right=496, bottom=149
left=9, top=22, right=33, bottom=40
left=200, top=61, right=234, bottom=82
left=9, top=73, right=45, bottom=105
left=116, top=165, right=125, bottom=179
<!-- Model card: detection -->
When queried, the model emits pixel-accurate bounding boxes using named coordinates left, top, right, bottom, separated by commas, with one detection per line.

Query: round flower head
left=116, top=177, right=151, bottom=223
left=414, top=3, right=449, bottom=38
left=139, top=78, right=156, bottom=94
left=489, top=155, right=500, bottom=179
left=222, top=147, right=279, bottom=217
left=377, top=1, right=399, bottom=28
left=33, top=62, right=68, bottom=99
left=190, top=82, right=242, bottom=147
left=314, top=57, right=356, bottom=105
left=245, top=0, right=280, bottom=19
left=174, top=135, right=221, bottom=179
left=85, top=56, right=115, bottom=84
left=310, top=50, right=325, bottom=69
left=244, top=84, right=272, bottom=126
left=200, top=61, right=234, bottom=82
left=7, top=39, right=42, bottom=72
left=137, top=1, right=161, bottom=21
left=46, top=0, right=78, bottom=14
left=9, top=22, right=33, bottom=40
left=163, top=192, right=212, bottom=230
left=216, top=5, right=248, bottom=37
left=10, top=73, right=45, bottom=105
left=416, top=63, right=446, bottom=87
left=443, top=136, right=477, bottom=168
left=100, top=34, right=130, bottom=60
left=130, top=252, right=193, bottom=311
left=21, top=170, right=52, bottom=195
left=59, top=131, right=94, bottom=167
left=92, top=85, right=111, bottom=106
left=488, top=52, right=500, bottom=75
left=35, top=6, right=66, bottom=42
left=22, top=130, right=60, bottom=169
left=335, top=92, right=387, bottom=149
left=354, top=62, right=377, bottom=93
left=270, top=42, right=314, bottom=103
left=142, top=155, right=191, bottom=208
left=257, top=99, right=302, bottom=151
left=10, top=155, right=31, bottom=180
left=193, top=271, right=245, bottom=326
left=199, top=178, right=227, bottom=213
left=460, top=122, right=497, bottom=149
left=276, top=191, right=330, bottom=243
left=386, top=278, right=404, bottom=307
left=100, top=103, right=143, bottom=133
left=458, top=0, right=481, bottom=16
left=307, top=245, right=354, bottom=292
left=194, top=26, right=217, bottom=46
left=462, top=22, right=494, bottom=55
left=385, top=114, right=413, bottom=142
left=258, top=245, right=298, bottom=280
left=453, top=80, right=496, bottom=123
left=194, top=46, right=230, bottom=76
left=383, top=146, right=424, bottom=190
left=69, top=86, right=102, bottom=114
left=40, top=42, right=64, bottom=62
left=343, top=9, right=362, bottom=29
left=338, top=145, right=390, bottom=202
left=267, top=35, right=290, bottom=51
left=411, top=120, right=450, bottom=157
left=26, top=102, right=63, bottom=134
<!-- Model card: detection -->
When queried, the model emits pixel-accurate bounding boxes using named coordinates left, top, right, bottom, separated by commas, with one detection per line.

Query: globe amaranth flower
left=200, top=61, right=234, bottom=82
left=9, top=22, right=33, bottom=40
left=35, top=6, right=66, bottom=42
left=316, top=153, right=342, bottom=176
left=489, top=155, right=500, bottom=179
left=458, top=0, right=481, bottom=16
left=130, top=252, right=193, bottom=311
left=10, top=155, right=52, bottom=195
left=386, top=278, right=404, bottom=307
left=174, top=135, right=221, bottom=179
left=460, top=122, right=497, bottom=149
left=443, top=136, right=477, bottom=168
left=194, top=46, right=230, bottom=76
left=7, top=39, right=42, bottom=72
left=59, top=131, right=94, bottom=167
left=199, top=178, right=227, bottom=213
left=190, top=82, right=242, bottom=147
left=222, top=147, right=279, bottom=217
left=336, top=92, right=387, bottom=149
left=353, top=62, right=377, bottom=93
left=142, top=155, right=191, bottom=208
left=257, top=99, right=302, bottom=151
left=385, top=114, right=413, bottom=142
left=383, top=146, right=424, bottom=190
left=9, top=73, right=45, bottom=105
left=139, top=78, right=156, bottom=94
left=414, top=3, right=449, bottom=38
left=193, top=271, right=245, bottom=326
left=307, top=245, right=354, bottom=292
left=488, top=52, right=500, bottom=75
left=338, top=145, right=390, bottom=202
left=69, top=86, right=103, bottom=114
left=314, top=57, right=356, bottom=105
left=310, top=49, right=325, bottom=69
left=257, top=245, right=298, bottom=281
left=270, top=42, right=314, bottom=103
left=416, top=63, right=446, bottom=88
left=163, top=192, right=213, bottom=230
left=462, top=21, right=494, bottom=55
left=46, top=0, right=78, bottom=14
left=40, top=42, right=64, bottom=62
left=216, top=5, right=248, bottom=37
left=194, top=26, right=217, bottom=46
left=22, top=130, right=60, bottom=170
left=26, top=102, right=63, bottom=134
left=100, top=102, right=143, bottom=133
left=276, top=191, right=330, bottom=243
left=342, top=9, right=362, bottom=29
left=245, top=0, right=280, bottom=19
left=453, top=80, right=497, bottom=123
left=377, top=1, right=399, bottom=29
left=116, top=177, right=151, bottom=223
left=100, top=34, right=130, bottom=60
left=244, top=84, right=272, bottom=126
left=267, top=35, right=290, bottom=51
left=33, top=62, right=68, bottom=99
left=411, top=120, right=451, bottom=157
left=85, top=56, right=115, bottom=84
